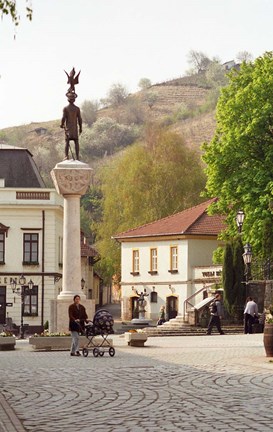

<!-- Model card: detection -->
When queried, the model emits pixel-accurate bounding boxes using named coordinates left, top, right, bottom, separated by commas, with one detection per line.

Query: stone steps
left=143, top=325, right=244, bottom=337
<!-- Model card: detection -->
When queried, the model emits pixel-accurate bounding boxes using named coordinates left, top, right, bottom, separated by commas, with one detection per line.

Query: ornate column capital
left=51, top=160, right=92, bottom=196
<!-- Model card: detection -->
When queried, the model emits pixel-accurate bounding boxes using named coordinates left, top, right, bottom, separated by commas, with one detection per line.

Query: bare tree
left=236, top=51, right=253, bottom=63
left=187, top=50, right=212, bottom=74
left=101, top=83, right=128, bottom=107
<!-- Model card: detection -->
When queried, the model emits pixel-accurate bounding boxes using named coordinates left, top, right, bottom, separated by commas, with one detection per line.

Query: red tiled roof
left=113, top=198, right=226, bottom=240
left=81, top=243, right=98, bottom=257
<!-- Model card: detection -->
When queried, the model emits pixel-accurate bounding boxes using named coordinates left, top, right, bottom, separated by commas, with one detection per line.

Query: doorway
left=131, top=296, right=139, bottom=319
left=166, top=296, right=178, bottom=320
left=0, top=286, right=6, bottom=325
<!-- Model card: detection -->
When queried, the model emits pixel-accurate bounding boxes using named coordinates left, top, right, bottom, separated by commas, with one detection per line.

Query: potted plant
left=0, top=331, right=16, bottom=350
left=263, top=305, right=273, bottom=357
left=124, top=329, right=148, bottom=347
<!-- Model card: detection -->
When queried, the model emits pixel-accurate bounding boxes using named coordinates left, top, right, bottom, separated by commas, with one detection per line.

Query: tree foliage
left=81, top=100, right=99, bottom=127
left=222, top=237, right=244, bottom=317
left=80, top=117, right=139, bottom=159
left=202, top=52, right=273, bottom=256
left=94, top=124, right=206, bottom=281
left=138, top=78, right=152, bottom=90
left=101, top=83, right=128, bottom=107
left=0, top=0, right=32, bottom=25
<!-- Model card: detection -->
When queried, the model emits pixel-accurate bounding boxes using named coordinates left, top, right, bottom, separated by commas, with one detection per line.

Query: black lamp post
left=11, top=274, right=34, bottom=339
left=243, top=243, right=252, bottom=297
left=81, top=278, right=85, bottom=290
left=236, top=209, right=245, bottom=233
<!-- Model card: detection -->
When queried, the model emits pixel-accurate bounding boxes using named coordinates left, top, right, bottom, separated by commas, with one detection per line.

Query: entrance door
left=0, top=286, right=6, bottom=325
left=166, top=296, right=178, bottom=320
left=131, top=296, right=139, bottom=319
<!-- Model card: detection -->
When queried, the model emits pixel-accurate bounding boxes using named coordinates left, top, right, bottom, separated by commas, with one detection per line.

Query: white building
left=0, top=145, right=99, bottom=334
left=113, top=199, right=225, bottom=322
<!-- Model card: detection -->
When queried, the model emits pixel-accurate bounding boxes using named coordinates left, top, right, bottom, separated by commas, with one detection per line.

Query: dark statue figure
left=60, top=68, right=82, bottom=160
left=64, top=67, right=81, bottom=93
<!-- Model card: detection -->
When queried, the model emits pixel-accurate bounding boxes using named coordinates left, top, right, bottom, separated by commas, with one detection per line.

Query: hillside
left=0, top=76, right=217, bottom=184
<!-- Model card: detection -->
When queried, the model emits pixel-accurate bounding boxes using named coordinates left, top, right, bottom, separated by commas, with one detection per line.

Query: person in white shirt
left=244, top=297, right=258, bottom=334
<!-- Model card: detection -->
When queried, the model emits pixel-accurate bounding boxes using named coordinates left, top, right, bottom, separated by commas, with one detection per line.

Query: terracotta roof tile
left=113, top=198, right=226, bottom=239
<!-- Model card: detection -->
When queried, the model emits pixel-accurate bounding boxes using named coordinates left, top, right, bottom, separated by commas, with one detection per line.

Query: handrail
left=183, top=283, right=215, bottom=320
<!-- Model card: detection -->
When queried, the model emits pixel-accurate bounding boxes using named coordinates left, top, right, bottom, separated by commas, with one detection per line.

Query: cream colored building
left=113, top=199, right=225, bottom=322
left=0, top=145, right=99, bottom=334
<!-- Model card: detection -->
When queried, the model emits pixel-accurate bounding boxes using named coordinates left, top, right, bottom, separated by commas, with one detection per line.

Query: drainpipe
left=41, top=210, right=45, bottom=329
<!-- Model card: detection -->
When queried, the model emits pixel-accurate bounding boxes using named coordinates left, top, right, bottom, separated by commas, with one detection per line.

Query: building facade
left=113, top=199, right=225, bottom=322
left=0, top=145, right=99, bottom=333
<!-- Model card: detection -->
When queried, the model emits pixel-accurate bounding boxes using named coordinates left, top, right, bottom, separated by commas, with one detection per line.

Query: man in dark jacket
left=206, top=293, right=224, bottom=335
left=68, top=295, right=88, bottom=356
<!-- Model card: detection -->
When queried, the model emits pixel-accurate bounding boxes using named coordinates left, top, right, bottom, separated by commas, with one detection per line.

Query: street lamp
left=236, top=209, right=245, bottom=233
left=243, top=243, right=252, bottom=296
left=81, top=278, right=85, bottom=289
left=11, top=274, right=34, bottom=339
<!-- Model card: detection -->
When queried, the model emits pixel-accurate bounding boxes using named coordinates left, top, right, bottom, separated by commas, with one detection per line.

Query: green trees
left=138, top=78, right=152, bottom=90
left=94, top=125, right=206, bottom=281
left=222, top=237, right=245, bottom=319
left=202, top=52, right=273, bottom=256
left=80, top=117, right=138, bottom=159
left=81, top=100, right=99, bottom=127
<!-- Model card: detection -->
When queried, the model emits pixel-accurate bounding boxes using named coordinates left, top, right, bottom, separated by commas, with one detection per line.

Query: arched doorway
left=166, top=296, right=178, bottom=320
left=131, top=296, right=139, bottom=319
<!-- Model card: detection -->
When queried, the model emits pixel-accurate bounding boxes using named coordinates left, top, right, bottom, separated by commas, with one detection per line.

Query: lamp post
left=243, top=243, right=252, bottom=297
left=236, top=209, right=245, bottom=233
left=11, top=274, right=34, bottom=339
left=81, top=278, right=85, bottom=290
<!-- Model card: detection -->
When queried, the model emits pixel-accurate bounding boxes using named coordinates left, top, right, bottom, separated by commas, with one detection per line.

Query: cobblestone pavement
left=1, top=334, right=273, bottom=432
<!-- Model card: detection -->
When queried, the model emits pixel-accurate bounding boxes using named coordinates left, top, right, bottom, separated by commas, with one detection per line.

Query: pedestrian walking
left=68, top=294, right=89, bottom=356
left=157, top=306, right=166, bottom=326
left=206, top=293, right=224, bottom=335
left=244, top=297, right=258, bottom=334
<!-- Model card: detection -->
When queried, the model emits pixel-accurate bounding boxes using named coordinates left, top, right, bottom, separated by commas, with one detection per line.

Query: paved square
left=1, top=334, right=273, bottom=431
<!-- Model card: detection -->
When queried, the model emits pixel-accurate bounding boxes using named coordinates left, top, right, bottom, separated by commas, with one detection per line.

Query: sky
left=0, top=0, right=273, bottom=129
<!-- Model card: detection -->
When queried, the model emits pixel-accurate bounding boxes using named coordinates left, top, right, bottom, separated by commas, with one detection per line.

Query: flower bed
left=0, top=332, right=16, bottom=350
left=124, top=331, right=148, bottom=347
left=29, top=335, right=113, bottom=351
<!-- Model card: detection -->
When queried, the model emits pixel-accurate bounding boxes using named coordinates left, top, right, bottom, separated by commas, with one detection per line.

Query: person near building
left=244, top=297, right=259, bottom=334
left=206, top=293, right=224, bottom=335
left=157, top=305, right=166, bottom=326
left=68, top=294, right=88, bottom=356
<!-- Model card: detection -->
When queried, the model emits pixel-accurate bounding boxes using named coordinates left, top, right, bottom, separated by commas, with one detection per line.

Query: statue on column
left=60, top=68, right=83, bottom=161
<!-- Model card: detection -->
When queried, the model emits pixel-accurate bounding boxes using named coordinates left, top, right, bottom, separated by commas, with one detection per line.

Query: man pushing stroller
left=68, top=295, right=90, bottom=356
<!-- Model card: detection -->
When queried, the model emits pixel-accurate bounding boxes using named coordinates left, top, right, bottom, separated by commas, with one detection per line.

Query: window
left=149, top=248, right=158, bottom=274
left=23, top=286, right=38, bottom=316
left=23, top=233, right=39, bottom=264
left=0, top=232, right=4, bottom=263
left=150, top=290, right=158, bottom=303
left=131, top=249, right=140, bottom=275
left=169, top=246, right=178, bottom=273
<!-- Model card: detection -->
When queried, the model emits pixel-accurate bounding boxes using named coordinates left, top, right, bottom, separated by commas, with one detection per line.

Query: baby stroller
left=82, top=309, right=115, bottom=357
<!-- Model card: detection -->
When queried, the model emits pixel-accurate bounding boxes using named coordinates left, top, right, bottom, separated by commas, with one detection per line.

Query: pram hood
left=86, top=309, right=114, bottom=335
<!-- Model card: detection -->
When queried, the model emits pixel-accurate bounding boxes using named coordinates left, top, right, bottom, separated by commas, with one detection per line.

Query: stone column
left=50, top=160, right=94, bottom=332
left=51, top=159, right=92, bottom=298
